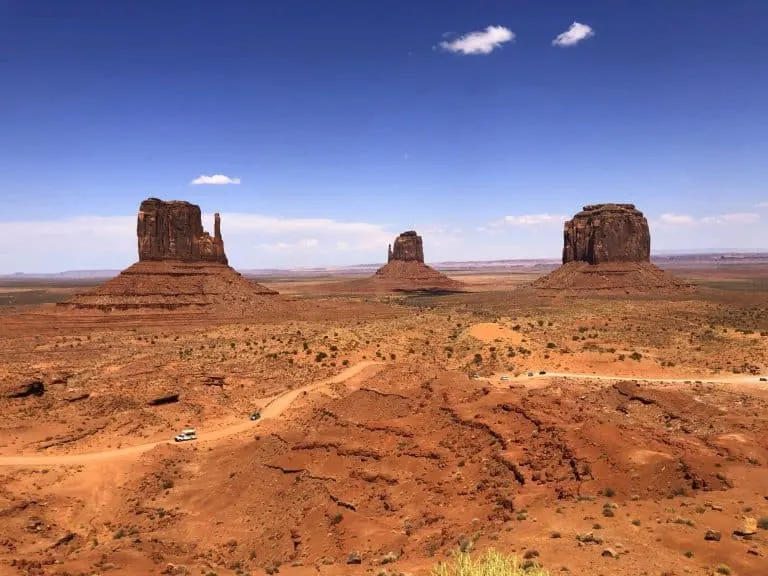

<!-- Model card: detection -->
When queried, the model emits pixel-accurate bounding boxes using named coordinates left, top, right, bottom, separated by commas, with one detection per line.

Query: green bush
left=432, top=550, right=549, bottom=576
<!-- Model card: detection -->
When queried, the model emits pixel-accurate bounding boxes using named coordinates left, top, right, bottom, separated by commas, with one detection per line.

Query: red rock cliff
left=137, top=198, right=227, bottom=264
left=562, top=204, right=650, bottom=265
left=387, top=231, right=425, bottom=263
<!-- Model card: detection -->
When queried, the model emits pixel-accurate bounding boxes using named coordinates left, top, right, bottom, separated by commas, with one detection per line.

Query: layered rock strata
left=59, top=198, right=278, bottom=314
left=563, top=204, right=650, bottom=265
left=534, top=203, right=692, bottom=294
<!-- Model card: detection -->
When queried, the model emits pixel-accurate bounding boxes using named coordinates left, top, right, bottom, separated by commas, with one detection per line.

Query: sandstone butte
left=533, top=203, right=693, bottom=294
left=372, top=230, right=466, bottom=292
left=59, top=198, right=279, bottom=314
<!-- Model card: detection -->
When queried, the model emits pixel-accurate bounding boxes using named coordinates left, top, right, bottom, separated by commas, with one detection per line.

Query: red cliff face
left=562, top=204, right=650, bottom=265
left=387, top=231, right=425, bottom=263
left=137, top=198, right=227, bottom=264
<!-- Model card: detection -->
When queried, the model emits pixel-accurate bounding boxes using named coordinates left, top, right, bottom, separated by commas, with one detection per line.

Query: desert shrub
left=630, top=351, right=642, bottom=361
left=758, top=516, right=768, bottom=530
left=546, top=342, right=556, bottom=349
left=432, top=550, right=549, bottom=576
left=315, top=351, right=328, bottom=362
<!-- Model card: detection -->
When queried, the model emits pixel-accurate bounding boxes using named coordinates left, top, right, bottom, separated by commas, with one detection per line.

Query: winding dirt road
left=2, top=362, right=763, bottom=468
left=0, top=360, right=381, bottom=468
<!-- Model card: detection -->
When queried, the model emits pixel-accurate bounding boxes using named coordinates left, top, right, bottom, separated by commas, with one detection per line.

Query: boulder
left=5, top=379, right=45, bottom=399
left=562, top=204, right=650, bottom=265
left=148, top=393, right=180, bottom=406
left=734, top=517, right=758, bottom=537
left=388, top=230, right=424, bottom=263
left=137, top=198, right=227, bottom=264
left=704, top=529, right=722, bottom=541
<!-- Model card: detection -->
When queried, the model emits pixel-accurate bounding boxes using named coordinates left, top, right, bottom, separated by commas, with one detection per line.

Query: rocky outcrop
left=137, top=198, right=227, bottom=264
left=58, top=198, right=281, bottom=315
left=387, top=231, right=424, bottom=263
left=532, top=203, right=693, bottom=294
left=563, top=204, right=650, bottom=265
left=5, top=379, right=45, bottom=399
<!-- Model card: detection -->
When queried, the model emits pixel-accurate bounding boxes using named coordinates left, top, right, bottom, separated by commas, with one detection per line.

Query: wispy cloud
left=502, top=214, right=569, bottom=226
left=700, top=212, right=760, bottom=225
left=654, top=212, right=760, bottom=227
left=552, top=22, right=595, bottom=47
left=439, top=25, right=515, bottom=55
left=190, top=174, right=241, bottom=185
left=0, top=212, right=394, bottom=273
left=258, top=238, right=319, bottom=252
left=756, top=201, right=768, bottom=208
left=658, top=213, right=696, bottom=226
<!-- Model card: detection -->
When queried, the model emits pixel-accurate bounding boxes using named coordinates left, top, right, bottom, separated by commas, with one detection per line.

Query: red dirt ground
left=0, top=266, right=767, bottom=576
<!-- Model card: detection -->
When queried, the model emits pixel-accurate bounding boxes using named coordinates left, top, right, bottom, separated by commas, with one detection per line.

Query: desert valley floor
left=1, top=262, right=767, bottom=576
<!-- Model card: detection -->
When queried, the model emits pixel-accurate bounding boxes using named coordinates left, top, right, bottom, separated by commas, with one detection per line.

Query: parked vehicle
left=174, top=428, right=197, bottom=442
left=539, top=370, right=546, bottom=375
left=500, top=375, right=509, bottom=381
left=527, top=372, right=534, bottom=377
left=760, top=377, right=767, bottom=382
left=250, top=411, right=261, bottom=421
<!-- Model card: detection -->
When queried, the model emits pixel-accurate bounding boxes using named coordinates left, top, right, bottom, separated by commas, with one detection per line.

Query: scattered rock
left=203, top=375, right=226, bottom=388
left=601, top=548, right=619, bottom=559
left=5, top=379, right=45, bottom=399
left=64, top=392, right=90, bottom=403
left=705, top=529, right=722, bottom=541
left=346, top=552, right=362, bottom=565
left=148, top=393, right=180, bottom=406
left=380, top=551, right=400, bottom=565
left=733, top=517, right=757, bottom=538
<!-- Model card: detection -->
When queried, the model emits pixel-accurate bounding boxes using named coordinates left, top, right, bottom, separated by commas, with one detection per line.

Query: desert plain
left=1, top=256, right=768, bottom=576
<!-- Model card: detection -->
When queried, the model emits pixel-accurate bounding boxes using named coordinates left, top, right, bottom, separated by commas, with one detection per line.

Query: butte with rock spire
left=59, top=198, right=280, bottom=315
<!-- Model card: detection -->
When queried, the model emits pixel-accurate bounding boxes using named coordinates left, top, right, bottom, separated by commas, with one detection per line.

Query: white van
left=174, top=428, right=197, bottom=442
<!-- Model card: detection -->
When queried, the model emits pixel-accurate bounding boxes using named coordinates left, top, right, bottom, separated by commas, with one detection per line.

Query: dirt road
left=515, top=371, right=766, bottom=384
left=0, top=360, right=381, bottom=468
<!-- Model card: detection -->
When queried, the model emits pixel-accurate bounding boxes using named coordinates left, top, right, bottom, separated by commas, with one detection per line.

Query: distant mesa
left=533, top=203, right=693, bottom=294
left=59, top=198, right=279, bottom=315
left=371, top=231, right=466, bottom=293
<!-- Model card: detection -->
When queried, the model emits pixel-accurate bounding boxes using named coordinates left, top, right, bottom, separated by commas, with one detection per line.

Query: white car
left=174, top=428, right=197, bottom=442
left=500, top=375, right=510, bottom=381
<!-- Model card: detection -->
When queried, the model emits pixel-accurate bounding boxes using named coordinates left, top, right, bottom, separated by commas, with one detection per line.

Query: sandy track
left=0, top=360, right=380, bottom=467
left=516, top=371, right=766, bottom=384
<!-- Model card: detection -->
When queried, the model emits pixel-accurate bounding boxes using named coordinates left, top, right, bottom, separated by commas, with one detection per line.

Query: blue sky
left=1, top=0, right=767, bottom=272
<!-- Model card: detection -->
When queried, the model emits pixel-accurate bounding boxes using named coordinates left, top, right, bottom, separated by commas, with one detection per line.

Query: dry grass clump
left=432, top=550, right=549, bottom=576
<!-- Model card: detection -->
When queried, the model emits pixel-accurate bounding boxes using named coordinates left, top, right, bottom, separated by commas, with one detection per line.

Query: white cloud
left=755, top=201, right=768, bottom=208
left=440, top=25, right=515, bottom=55
left=216, top=213, right=391, bottom=250
left=700, top=212, right=760, bottom=225
left=258, top=238, right=319, bottom=252
left=0, top=211, right=396, bottom=273
left=658, top=213, right=696, bottom=226
left=502, top=214, right=568, bottom=225
left=552, top=22, right=595, bottom=47
left=190, top=174, right=241, bottom=185
left=654, top=212, right=761, bottom=227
